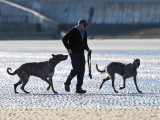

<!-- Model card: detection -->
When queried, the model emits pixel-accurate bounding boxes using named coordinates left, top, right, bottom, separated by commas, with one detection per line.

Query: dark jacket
left=62, top=27, right=89, bottom=52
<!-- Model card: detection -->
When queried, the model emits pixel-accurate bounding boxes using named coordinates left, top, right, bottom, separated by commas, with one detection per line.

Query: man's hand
left=88, top=49, right=92, bottom=52
left=67, top=49, right=72, bottom=54
left=87, top=49, right=92, bottom=53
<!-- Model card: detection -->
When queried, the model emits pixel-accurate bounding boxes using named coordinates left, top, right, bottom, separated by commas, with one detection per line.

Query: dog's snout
left=136, top=63, right=140, bottom=68
left=62, top=55, right=68, bottom=60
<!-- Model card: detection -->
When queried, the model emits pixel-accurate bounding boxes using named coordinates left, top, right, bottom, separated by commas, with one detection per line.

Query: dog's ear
left=133, top=59, right=137, bottom=62
left=134, top=59, right=140, bottom=62
left=52, top=54, right=55, bottom=57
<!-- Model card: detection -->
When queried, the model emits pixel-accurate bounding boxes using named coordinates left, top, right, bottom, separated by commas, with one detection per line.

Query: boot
left=64, top=75, right=72, bottom=92
left=64, top=83, right=70, bottom=92
left=76, top=87, right=87, bottom=93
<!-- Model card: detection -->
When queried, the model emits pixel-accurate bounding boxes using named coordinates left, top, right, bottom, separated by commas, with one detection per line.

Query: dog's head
left=49, top=54, right=68, bottom=65
left=133, top=59, right=140, bottom=68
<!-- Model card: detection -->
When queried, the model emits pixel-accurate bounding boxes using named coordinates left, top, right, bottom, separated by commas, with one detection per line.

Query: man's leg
left=64, top=52, right=80, bottom=92
left=76, top=53, right=86, bottom=93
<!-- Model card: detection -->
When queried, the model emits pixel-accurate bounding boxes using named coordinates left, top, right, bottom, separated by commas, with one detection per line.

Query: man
left=62, top=19, right=91, bottom=93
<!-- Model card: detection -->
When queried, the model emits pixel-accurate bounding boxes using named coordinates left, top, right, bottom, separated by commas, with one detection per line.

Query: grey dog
left=7, top=54, right=68, bottom=94
left=96, top=59, right=142, bottom=93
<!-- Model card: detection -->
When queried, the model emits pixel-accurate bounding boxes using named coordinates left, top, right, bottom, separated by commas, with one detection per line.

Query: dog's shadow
left=26, top=92, right=154, bottom=97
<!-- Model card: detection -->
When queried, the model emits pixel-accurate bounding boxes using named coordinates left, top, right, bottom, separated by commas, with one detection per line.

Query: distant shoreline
left=1, top=24, right=160, bottom=40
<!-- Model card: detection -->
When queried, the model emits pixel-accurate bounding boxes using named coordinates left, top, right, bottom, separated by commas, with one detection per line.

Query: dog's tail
left=7, top=68, right=17, bottom=75
left=96, top=64, right=105, bottom=73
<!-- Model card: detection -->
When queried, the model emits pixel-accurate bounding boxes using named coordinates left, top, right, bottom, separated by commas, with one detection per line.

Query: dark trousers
left=65, top=51, right=85, bottom=88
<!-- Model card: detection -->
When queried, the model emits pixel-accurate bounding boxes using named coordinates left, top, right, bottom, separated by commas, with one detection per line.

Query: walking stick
left=87, top=50, right=92, bottom=79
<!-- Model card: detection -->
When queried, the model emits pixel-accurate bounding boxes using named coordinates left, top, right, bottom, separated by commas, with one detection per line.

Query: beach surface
left=1, top=107, right=160, bottom=120
left=0, top=39, right=160, bottom=120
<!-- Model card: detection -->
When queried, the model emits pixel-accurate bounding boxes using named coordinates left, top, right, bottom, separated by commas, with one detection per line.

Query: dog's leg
left=120, top=77, right=126, bottom=90
left=112, top=79, right=118, bottom=93
left=14, top=79, right=22, bottom=94
left=111, top=75, right=118, bottom=93
left=21, top=78, right=30, bottom=94
left=17, top=72, right=30, bottom=94
left=99, top=76, right=110, bottom=89
left=133, top=76, right=142, bottom=93
left=51, top=83, right=58, bottom=94
left=47, top=78, right=53, bottom=90
left=47, top=82, right=51, bottom=90
left=43, top=78, right=58, bottom=94
left=107, top=68, right=118, bottom=93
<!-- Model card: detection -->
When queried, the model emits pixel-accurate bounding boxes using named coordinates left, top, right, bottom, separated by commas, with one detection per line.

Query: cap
left=78, top=19, right=88, bottom=25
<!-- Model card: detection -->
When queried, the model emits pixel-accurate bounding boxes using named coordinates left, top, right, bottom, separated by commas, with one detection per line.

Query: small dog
left=7, top=54, right=68, bottom=94
left=96, top=59, right=142, bottom=93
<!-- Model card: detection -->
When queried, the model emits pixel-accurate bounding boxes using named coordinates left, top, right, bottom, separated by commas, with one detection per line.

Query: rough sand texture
left=0, top=107, right=160, bottom=120
left=1, top=40, right=160, bottom=120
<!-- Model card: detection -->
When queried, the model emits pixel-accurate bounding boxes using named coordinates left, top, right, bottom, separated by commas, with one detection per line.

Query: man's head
left=78, top=19, right=88, bottom=31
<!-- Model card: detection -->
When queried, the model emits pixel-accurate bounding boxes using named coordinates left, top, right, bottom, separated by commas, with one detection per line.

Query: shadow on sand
left=27, top=92, right=155, bottom=97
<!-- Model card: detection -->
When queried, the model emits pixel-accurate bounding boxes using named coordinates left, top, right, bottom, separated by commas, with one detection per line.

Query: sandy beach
left=1, top=107, right=160, bottom=120
left=0, top=40, right=160, bottom=120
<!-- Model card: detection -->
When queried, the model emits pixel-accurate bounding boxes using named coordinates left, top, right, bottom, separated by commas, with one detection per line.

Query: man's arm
left=62, top=29, right=74, bottom=54
left=62, top=29, right=73, bottom=50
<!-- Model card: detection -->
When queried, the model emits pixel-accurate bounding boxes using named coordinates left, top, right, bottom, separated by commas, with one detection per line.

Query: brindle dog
left=7, top=54, right=68, bottom=94
left=96, top=59, right=142, bottom=93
